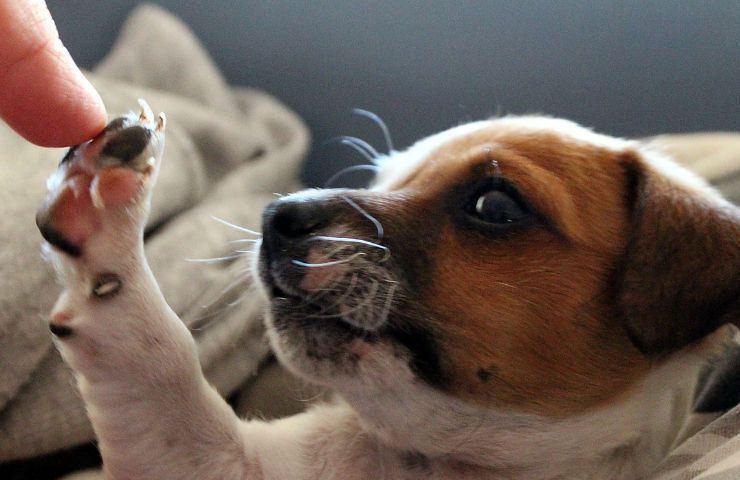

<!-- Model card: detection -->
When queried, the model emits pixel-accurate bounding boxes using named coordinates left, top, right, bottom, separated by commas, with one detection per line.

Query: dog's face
left=257, top=116, right=740, bottom=419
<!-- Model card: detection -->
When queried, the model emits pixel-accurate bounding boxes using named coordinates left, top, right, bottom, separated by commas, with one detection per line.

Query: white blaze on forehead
left=505, top=116, right=723, bottom=203
left=371, top=116, right=640, bottom=192
left=276, top=187, right=330, bottom=202
left=484, top=115, right=634, bottom=152
left=372, top=120, right=493, bottom=191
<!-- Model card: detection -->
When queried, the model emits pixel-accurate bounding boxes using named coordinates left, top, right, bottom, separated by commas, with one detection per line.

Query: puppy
left=36, top=106, right=739, bottom=479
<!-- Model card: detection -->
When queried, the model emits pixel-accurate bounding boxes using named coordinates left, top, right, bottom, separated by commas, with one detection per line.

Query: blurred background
left=49, top=0, right=739, bottom=187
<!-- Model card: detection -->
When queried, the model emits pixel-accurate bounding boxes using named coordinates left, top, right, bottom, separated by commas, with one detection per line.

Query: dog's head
left=256, top=116, right=739, bottom=419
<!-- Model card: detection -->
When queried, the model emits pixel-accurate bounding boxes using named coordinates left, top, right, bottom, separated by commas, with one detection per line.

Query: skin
left=0, top=0, right=107, bottom=146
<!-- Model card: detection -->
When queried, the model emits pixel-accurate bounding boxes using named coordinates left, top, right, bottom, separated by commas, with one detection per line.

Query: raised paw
left=36, top=99, right=166, bottom=257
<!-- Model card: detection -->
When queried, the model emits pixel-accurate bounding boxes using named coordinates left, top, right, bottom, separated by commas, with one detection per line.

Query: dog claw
left=156, top=112, right=166, bottom=132
left=90, top=177, right=106, bottom=210
left=137, top=98, right=153, bottom=122
left=144, top=156, right=157, bottom=175
left=92, top=273, right=123, bottom=298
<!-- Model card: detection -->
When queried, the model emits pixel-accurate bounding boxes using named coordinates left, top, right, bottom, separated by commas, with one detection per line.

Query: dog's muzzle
left=262, top=197, right=329, bottom=257
left=259, top=192, right=397, bottom=332
left=260, top=195, right=338, bottom=298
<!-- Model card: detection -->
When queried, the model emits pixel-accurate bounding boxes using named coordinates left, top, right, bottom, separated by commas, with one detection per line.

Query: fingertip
left=48, top=66, right=109, bottom=147
left=0, top=40, right=108, bottom=147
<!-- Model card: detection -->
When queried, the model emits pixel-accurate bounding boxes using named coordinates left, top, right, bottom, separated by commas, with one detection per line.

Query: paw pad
left=36, top=100, right=166, bottom=257
left=92, top=273, right=123, bottom=299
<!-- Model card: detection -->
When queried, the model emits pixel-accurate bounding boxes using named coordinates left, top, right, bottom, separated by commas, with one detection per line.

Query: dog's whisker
left=188, top=275, right=257, bottom=331
left=193, top=266, right=253, bottom=315
left=308, top=236, right=389, bottom=261
left=375, top=281, right=398, bottom=327
left=330, top=273, right=361, bottom=307
left=297, top=389, right=327, bottom=404
left=322, top=136, right=377, bottom=165
left=350, top=279, right=383, bottom=324
left=310, top=272, right=360, bottom=316
left=324, top=164, right=381, bottom=188
left=209, top=215, right=262, bottom=237
left=340, top=195, right=385, bottom=241
left=352, top=108, right=395, bottom=154
left=339, top=139, right=377, bottom=165
left=299, top=245, right=355, bottom=303
left=332, top=135, right=381, bottom=160
left=217, top=270, right=254, bottom=297
left=291, top=252, right=366, bottom=268
left=185, top=253, right=245, bottom=264
left=308, top=236, right=382, bottom=249
left=228, top=238, right=261, bottom=244
left=227, top=292, right=252, bottom=308
left=310, top=279, right=379, bottom=320
left=307, top=243, right=354, bottom=265
left=304, top=270, right=352, bottom=304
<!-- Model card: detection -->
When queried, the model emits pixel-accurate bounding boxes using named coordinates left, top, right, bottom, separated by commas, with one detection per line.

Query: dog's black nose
left=262, top=197, right=329, bottom=253
left=271, top=200, right=324, bottom=238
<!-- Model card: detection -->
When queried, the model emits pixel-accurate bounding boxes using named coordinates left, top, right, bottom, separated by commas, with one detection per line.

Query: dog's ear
left=617, top=150, right=740, bottom=355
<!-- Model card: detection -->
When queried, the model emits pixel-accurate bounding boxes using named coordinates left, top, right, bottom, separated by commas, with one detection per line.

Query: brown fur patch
left=617, top=153, right=740, bottom=353
left=337, top=119, right=739, bottom=418
left=374, top=125, right=655, bottom=416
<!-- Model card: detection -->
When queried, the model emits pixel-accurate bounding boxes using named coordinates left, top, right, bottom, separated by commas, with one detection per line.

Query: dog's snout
left=272, top=201, right=326, bottom=238
left=262, top=198, right=331, bottom=254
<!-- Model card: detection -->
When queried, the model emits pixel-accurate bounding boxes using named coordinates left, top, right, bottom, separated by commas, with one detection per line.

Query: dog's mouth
left=254, top=196, right=447, bottom=383
left=257, top=234, right=447, bottom=388
left=260, top=255, right=319, bottom=306
left=261, top=259, right=353, bottom=314
left=269, top=284, right=295, bottom=301
left=258, top=232, right=397, bottom=326
left=258, top=243, right=399, bottom=344
left=266, top=273, right=302, bottom=302
left=262, top=262, right=378, bottom=342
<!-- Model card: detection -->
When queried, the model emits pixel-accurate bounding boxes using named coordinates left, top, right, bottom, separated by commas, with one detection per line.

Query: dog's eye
left=461, top=181, right=534, bottom=233
left=472, top=190, right=529, bottom=224
left=456, top=178, right=536, bottom=234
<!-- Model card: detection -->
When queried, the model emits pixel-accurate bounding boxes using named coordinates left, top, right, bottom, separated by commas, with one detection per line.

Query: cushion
left=644, top=132, right=740, bottom=204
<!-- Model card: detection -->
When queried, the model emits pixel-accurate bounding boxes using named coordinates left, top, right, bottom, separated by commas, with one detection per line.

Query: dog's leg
left=37, top=108, right=251, bottom=479
left=36, top=107, right=434, bottom=480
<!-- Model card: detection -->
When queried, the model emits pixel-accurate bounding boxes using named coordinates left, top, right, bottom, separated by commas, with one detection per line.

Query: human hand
left=0, top=0, right=107, bottom=147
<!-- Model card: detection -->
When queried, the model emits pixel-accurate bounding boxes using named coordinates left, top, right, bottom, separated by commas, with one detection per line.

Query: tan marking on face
left=378, top=120, right=652, bottom=416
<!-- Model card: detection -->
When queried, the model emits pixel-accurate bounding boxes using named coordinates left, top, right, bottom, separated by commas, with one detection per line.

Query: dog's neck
left=339, top=335, right=723, bottom=479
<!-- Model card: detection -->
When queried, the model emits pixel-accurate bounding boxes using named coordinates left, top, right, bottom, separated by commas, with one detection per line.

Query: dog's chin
left=260, top=280, right=380, bottom=382
left=267, top=284, right=371, bottom=341
left=256, top=248, right=430, bottom=388
left=263, top=284, right=446, bottom=394
left=258, top=249, right=381, bottom=341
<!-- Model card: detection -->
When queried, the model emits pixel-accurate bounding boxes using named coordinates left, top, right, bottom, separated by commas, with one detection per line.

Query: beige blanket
left=0, top=4, right=307, bottom=462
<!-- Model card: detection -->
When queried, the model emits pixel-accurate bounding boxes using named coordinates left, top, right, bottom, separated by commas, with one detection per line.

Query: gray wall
left=49, top=1, right=740, bottom=187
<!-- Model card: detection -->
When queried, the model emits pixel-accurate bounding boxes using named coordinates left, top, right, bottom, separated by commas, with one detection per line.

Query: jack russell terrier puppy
left=36, top=102, right=739, bottom=479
